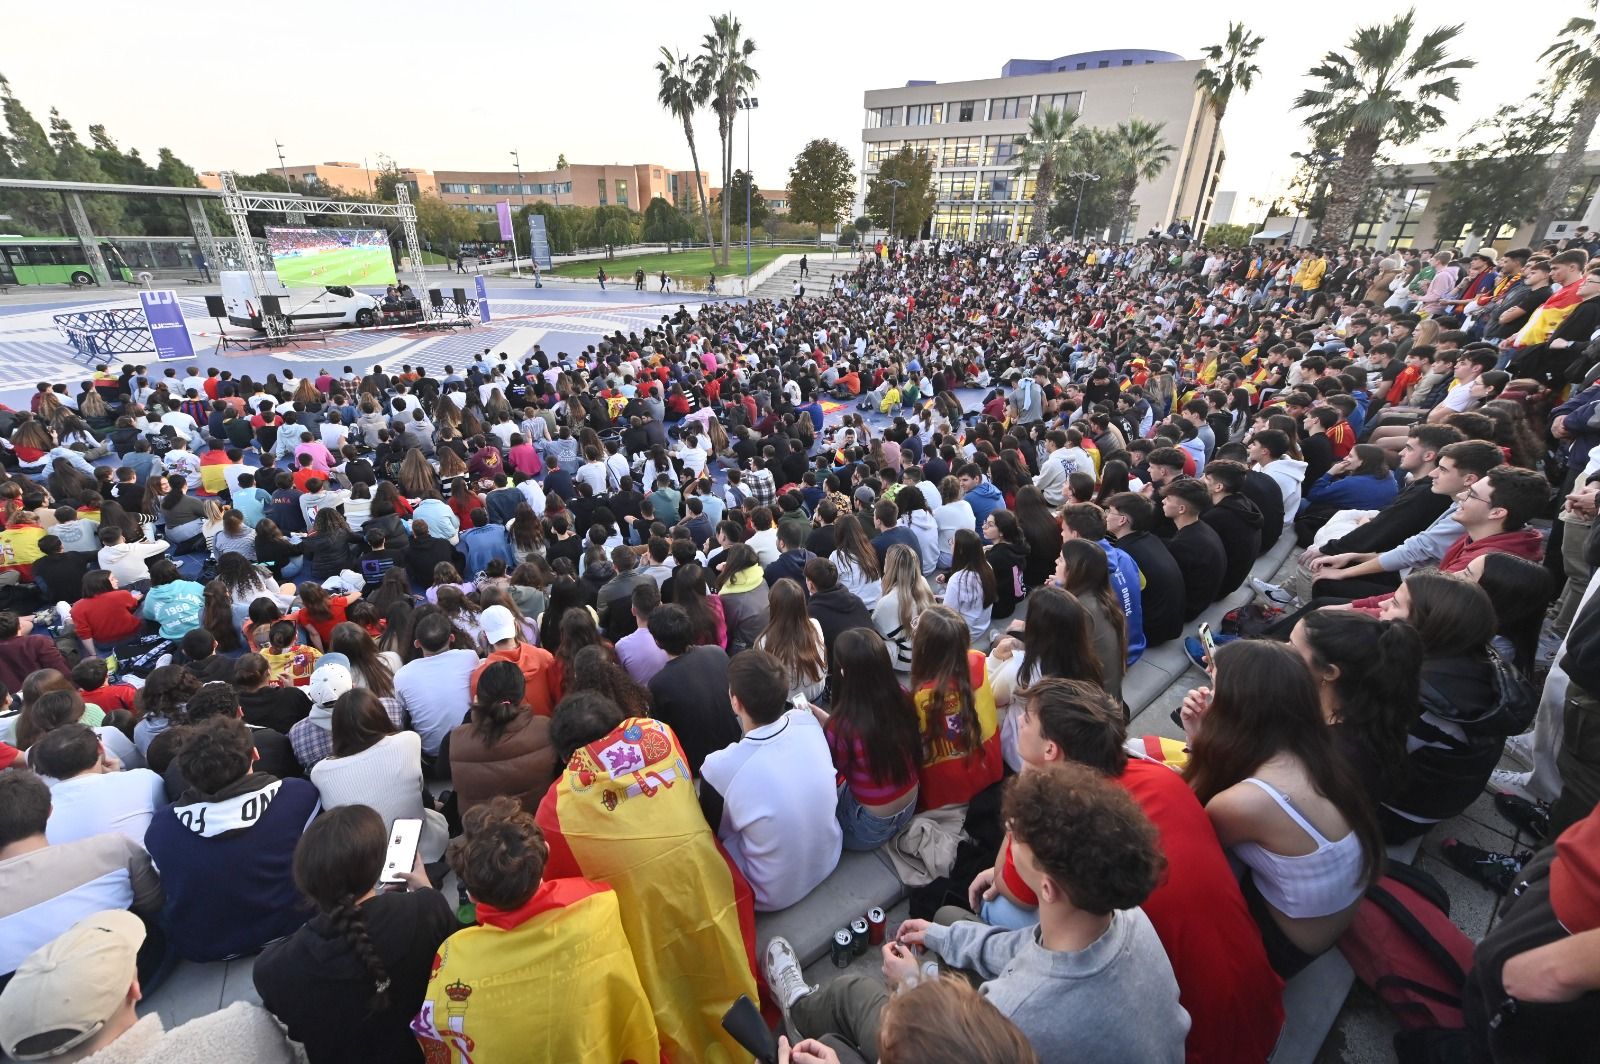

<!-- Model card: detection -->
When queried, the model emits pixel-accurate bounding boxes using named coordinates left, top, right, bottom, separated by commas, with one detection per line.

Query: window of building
left=990, top=96, right=1030, bottom=121
left=906, top=103, right=942, bottom=126
left=951, top=99, right=978, bottom=123
left=903, top=138, right=940, bottom=164
left=1122, top=59, right=1134, bottom=66
left=987, top=136, right=1022, bottom=166
left=1560, top=175, right=1600, bottom=218
left=467, top=184, right=482, bottom=194
left=866, top=140, right=904, bottom=166
left=616, top=179, right=628, bottom=205
left=1076, top=62, right=1087, bottom=70
left=598, top=178, right=606, bottom=205
left=936, top=172, right=977, bottom=201
left=943, top=136, right=982, bottom=165
left=1389, top=186, right=1430, bottom=249
left=1038, top=92, right=1083, bottom=116
left=865, top=106, right=900, bottom=128
left=1097, top=59, right=1110, bottom=68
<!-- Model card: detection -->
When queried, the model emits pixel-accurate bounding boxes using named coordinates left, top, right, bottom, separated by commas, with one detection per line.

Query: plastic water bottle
left=455, top=883, right=475, bottom=926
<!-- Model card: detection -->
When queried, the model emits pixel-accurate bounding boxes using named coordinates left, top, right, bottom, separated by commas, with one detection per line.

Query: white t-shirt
left=699, top=709, right=842, bottom=911
left=45, top=768, right=166, bottom=846
left=1441, top=379, right=1476, bottom=413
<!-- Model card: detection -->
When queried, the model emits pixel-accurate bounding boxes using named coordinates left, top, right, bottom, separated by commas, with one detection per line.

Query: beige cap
left=0, top=910, right=144, bottom=1061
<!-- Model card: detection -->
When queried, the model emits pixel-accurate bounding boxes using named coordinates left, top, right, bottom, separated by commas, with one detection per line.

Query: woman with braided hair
left=255, top=804, right=455, bottom=1064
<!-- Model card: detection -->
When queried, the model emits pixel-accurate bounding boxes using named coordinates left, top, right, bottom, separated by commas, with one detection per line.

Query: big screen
left=266, top=227, right=396, bottom=287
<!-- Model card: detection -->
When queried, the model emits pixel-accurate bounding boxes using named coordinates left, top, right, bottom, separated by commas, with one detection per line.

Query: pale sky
left=2, top=0, right=1583, bottom=225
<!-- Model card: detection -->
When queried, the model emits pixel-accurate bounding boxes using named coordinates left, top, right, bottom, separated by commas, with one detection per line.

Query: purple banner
left=496, top=200, right=514, bottom=241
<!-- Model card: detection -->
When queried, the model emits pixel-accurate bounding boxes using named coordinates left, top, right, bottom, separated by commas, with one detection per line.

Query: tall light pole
left=885, top=178, right=907, bottom=240
left=274, top=141, right=289, bottom=187
left=1068, top=170, right=1100, bottom=240
left=509, top=149, right=526, bottom=278
left=736, top=96, right=760, bottom=277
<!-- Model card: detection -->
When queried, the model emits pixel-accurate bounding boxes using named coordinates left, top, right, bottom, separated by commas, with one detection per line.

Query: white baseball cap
left=0, top=910, right=144, bottom=1061
left=480, top=605, right=519, bottom=645
left=307, top=660, right=352, bottom=708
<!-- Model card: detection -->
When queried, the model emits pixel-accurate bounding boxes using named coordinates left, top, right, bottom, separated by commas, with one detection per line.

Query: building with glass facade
left=859, top=49, right=1225, bottom=241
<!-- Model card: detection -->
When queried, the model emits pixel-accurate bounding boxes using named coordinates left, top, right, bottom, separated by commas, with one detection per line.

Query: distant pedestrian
left=635, top=268, right=645, bottom=291
left=455, top=252, right=466, bottom=274
left=793, top=279, right=805, bottom=300
left=532, top=259, right=542, bottom=289
left=597, top=266, right=607, bottom=291
left=659, top=270, right=670, bottom=293
left=194, top=251, right=211, bottom=283
left=799, top=254, right=809, bottom=278
left=707, top=273, right=717, bottom=296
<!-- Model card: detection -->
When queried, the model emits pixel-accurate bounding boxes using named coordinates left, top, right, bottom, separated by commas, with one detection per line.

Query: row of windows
left=933, top=171, right=1035, bottom=201
left=865, top=135, right=1024, bottom=168
left=439, top=181, right=573, bottom=196
left=865, top=92, right=1083, bottom=129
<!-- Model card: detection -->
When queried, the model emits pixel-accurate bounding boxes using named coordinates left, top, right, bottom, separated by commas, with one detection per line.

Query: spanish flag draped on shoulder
left=537, top=716, right=760, bottom=1064
left=1512, top=278, right=1585, bottom=348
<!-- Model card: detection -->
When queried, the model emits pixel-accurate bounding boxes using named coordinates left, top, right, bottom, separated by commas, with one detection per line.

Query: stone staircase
left=749, top=253, right=861, bottom=301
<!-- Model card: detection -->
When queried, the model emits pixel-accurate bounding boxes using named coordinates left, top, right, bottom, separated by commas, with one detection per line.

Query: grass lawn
left=548, top=245, right=827, bottom=286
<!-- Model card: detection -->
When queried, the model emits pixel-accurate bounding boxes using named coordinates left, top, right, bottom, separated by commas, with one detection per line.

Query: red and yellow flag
left=412, top=878, right=660, bottom=1064
left=1514, top=279, right=1585, bottom=348
left=536, top=717, right=759, bottom=1064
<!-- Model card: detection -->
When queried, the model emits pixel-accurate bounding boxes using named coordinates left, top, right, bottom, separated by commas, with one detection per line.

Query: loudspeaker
left=259, top=294, right=283, bottom=317
left=428, top=288, right=444, bottom=309
left=452, top=288, right=467, bottom=306
left=204, top=295, right=226, bottom=317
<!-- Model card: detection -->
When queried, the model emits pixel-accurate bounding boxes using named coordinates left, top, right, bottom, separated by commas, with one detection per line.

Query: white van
left=220, top=270, right=381, bottom=333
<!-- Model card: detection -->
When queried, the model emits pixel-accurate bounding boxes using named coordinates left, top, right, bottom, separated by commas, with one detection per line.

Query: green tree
left=417, top=194, right=481, bottom=254
left=655, top=46, right=717, bottom=252
left=556, top=153, right=568, bottom=171
left=1530, top=9, right=1600, bottom=239
left=699, top=13, right=758, bottom=266
left=854, top=216, right=872, bottom=242
left=1048, top=127, right=1121, bottom=238
left=0, top=73, right=61, bottom=233
left=1191, top=22, right=1264, bottom=232
left=787, top=138, right=853, bottom=238
left=1293, top=10, right=1473, bottom=243
left=865, top=148, right=935, bottom=238
left=642, top=196, right=693, bottom=247
left=1106, top=119, right=1175, bottom=240
left=48, top=109, right=123, bottom=232
left=1205, top=222, right=1256, bottom=248
left=715, top=170, right=769, bottom=230
left=523, top=202, right=575, bottom=254
left=1013, top=107, right=1078, bottom=242
left=372, top=155, right=402, bottom=202
left=1433, top=103, right=1570, bottom=248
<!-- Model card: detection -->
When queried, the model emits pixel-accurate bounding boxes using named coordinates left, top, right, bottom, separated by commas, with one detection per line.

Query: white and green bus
left=0, top=236, right=134, bottom=287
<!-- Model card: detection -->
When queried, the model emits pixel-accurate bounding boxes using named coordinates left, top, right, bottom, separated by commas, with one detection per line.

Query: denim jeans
left=279, top=555, right=308, bottom=583
left=835, top=782, right=918, bottom=851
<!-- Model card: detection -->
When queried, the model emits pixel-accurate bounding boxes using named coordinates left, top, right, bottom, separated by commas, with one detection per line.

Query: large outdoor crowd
left=0, top=228, right=1596, bottom=1064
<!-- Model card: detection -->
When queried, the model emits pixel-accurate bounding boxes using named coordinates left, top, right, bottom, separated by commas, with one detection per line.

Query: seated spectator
left=413, top=797, right=660, bottom=1062
left=179, top=627, right=235, bottom=685
left=613, top=582, right=668, bottom=686
left=713, top=545, right=772, bottom=653
left=155, top=678, right=301, bottom=801
left=700, top=650, right=842, bottom=911
left=261, top=619, right=321, bottom=687
left=763, top=521, right=815, bottom=587
left=802, top=557, right=873, bottom=669
left=873, top=544, right=936, bottom=672
left=754, top=578, right=827, bottom=703
left=310, top=690, right=448, bottom=862
left=537, top=693, right=761, bottom=1059
left=450, top=660, right=556, bottom=815
left=32, top=535, right=93, bottom=603
left=31, top=724, right=164, bottom=845
left=255, top=805, right=455, bottom=1064
left=1200, top=460, right=1264, bottom=596
left=0, top=610, right=69, bottom=694
left=143, top=715, right=321, bottom=962
left=1053, top=541, right=1128, bottom=703
left=817, top=629, right=921, bottom=849
left=1294, top=444, right=1399, bottom=544
left=0, top=909, right=296, bottom=1063
left=0, top=771, right=164, bottom=980
left=910, top=605, right=1002, bottom=810
left=393, top=613, right=480, bottom=767
left=140, top=557, right=205, bottom=641
left=1105, top=492, right=1185, bottom=645
left=767, top=763, right=1188, bottom=1063
left=1159, top=479, right=1227, bottom=621
left=96, top=523, right=168, bottom=588
left=69, top=571, right=145, bottom=659
left=131, top=665, right=201, bottom=757
left=1247, top=429, right=1306, bottom=524
left=779, top=975, right=1039, bottom=1064
left=645, top=604, right=740, bottom=775
left=941, top=529, right=996, bottom=645
left=469, top=604, right=556, bottom=714
left=14, top=682, right=140, bottom=771
left=989, top=586, right=1111, bottom=773
left=234, top=651, right=312, bottom=735
left=291, top=583, right=359, bottom=651
left=1180, top=640, right=1382, bottom=977
left=71, top=657, right=137, bottom=715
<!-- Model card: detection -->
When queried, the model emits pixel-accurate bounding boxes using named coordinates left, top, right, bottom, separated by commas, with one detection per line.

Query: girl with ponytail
left=448, top=659, right=556, bottom=814
left=255, top=804, right=456, bottom=1063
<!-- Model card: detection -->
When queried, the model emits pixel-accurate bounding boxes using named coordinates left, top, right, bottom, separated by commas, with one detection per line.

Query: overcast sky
left=2, top=1, right=1583, bottom=224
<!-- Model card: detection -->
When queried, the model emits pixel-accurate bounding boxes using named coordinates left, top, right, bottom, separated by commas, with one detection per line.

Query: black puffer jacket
left=1381, top=654, right=1501, bottom=841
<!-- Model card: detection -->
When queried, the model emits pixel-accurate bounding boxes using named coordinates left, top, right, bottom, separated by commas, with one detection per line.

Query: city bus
left=0, top=236, right=134, bottom=286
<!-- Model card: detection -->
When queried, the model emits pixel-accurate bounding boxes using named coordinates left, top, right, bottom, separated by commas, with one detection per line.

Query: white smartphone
left=1197, top=622, right=1218, bottom=666
left=379, top=818, right=423, bottom=884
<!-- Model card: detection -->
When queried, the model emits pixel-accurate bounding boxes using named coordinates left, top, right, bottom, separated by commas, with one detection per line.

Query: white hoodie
left=901, top=510, right=940, bottom=575
left=1255, top=457, right=1308, bottom=524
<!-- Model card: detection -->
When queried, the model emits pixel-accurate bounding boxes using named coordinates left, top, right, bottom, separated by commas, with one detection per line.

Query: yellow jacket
left=1293, top=257, right=1327, bottom=291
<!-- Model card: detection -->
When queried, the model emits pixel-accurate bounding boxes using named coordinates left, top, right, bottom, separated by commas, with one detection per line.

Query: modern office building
left=200, top=161, right=711, bottom=214
left=859, top=49, right=1225, bottom=241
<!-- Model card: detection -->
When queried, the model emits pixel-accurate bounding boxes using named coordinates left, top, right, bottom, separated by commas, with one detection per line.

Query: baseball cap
left=0, top=910, right=144, bottom=1061
left=307, top=659, right=352, bottom=708
left=481, top=604, right=518, bottom=645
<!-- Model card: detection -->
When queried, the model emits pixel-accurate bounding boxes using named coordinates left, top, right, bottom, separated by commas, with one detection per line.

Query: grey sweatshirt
left=922, top=907, right=1188, bottom=1064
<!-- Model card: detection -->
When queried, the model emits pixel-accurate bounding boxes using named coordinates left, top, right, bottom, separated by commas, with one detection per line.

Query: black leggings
left=1242, top=872, right=1320, bottom=979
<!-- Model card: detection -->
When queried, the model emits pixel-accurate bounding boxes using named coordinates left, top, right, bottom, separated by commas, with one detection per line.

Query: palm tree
left=1191, top=22, right=1264, bottom=232
left=1106, top=119, right=1176, bottom=240
left=1531, top=7, right=1600, bottom=240
left=699, top=13, right=758, bottom=268
left=1013, top=108, right=1078, bottom=242
left=655, top=47, right=717, bottom=254
left=1293, top=10, right=1473, bottom=243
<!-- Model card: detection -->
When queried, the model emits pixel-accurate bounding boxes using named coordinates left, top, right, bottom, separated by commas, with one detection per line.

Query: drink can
left=867, top=907, right=886, bottom=945
left=850, top=918, right=870, bottom=956
left=830, top=928, right=854, bottom=968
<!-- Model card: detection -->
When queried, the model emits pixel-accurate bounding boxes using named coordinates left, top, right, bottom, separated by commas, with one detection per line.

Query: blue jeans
left=279, top=556, right=308, bottom=583
left=836, top=783, right=918, bottom=851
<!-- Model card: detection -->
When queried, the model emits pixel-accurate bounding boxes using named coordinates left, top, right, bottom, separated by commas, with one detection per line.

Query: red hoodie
left=1351, top=527, right=1546, bottom=612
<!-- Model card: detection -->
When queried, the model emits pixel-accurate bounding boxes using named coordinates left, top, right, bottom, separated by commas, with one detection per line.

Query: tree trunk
left=1320, top=130, right=1379, bottom=246
left=1532, top=87, right=1600, bottom=242
left=684, top=119, right=716, bottom=254
left=1030, top=155, right=1055, bottom=243
left=1112, top=181, right=1136, bottom=241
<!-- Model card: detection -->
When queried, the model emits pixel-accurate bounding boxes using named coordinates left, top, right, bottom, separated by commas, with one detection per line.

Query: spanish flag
left=1514, top=279, right=1585, bottom=348
left=536, top=718, right=759, bottom=1064
left=412, top=877, right=660, bottom=1064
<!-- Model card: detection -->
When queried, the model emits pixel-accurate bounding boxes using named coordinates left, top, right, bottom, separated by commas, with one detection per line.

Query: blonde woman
left=199, top=498, right=228, bottom=557
left=872, top=543, right=935, bottom=673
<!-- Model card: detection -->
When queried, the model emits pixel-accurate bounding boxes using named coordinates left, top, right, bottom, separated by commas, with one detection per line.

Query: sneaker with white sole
left=1249, top=577, right=1296, bottom=607
left=1501, top=733, right=1534, bottom=770
left=55, top=600, right=73, bottom=629
left=1489, top=768, right=1532, bottom=797
left=764, top=937, right=814, bottom=1019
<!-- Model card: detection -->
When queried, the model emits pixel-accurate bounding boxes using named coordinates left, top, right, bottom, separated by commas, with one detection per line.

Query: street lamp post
left=274, top=141, right=289, bottom=187
left=1068, top=170, right=1100, bottom=240
left=509, top=149, right=526, bottom=278
left=736, top=97, right=760, bottom=278
left=886, top=178, right=907, bottom=240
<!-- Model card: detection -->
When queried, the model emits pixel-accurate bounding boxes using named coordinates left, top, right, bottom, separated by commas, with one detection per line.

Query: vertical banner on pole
left=528, top=215, right=553, bottom=270
left=139, top=290, right=196, bottom=360
left=496, top=201, right=514, bottom=241
left=475, top=275, right=491, bottom=323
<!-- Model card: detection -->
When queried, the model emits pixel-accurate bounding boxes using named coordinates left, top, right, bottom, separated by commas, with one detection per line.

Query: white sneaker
left=1250, top=577, right=1295, bottom=606
left=764, top=937, right=814, bottom=1016
left=55, top=601, right=73, bottom=628
left=154, top=653, right=173, bottom=669
left=1490, top=768, right=1532, bottom=797
left=1502, top=733, right=1534, bottom=769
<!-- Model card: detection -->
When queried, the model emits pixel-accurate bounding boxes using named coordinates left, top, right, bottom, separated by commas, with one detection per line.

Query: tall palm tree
left=699, top=13, right=758, bottom=268
left=1293, top=10, right=1473, bottom=243
left=1013, top=107, right=1078, bottom=242
left=1531, top=7, right=1600, bottom=240
left=655, top=47, right=716, bottom=254
left=1190, top=22, right=1264, bottom=232
left=1107, top=119, right=1176, bottom=240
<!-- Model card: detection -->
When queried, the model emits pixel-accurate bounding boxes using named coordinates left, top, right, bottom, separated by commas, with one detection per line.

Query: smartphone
left=1197, top=622, right=1218, bottom=666
left=380, top=819, right=423, bottom=884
